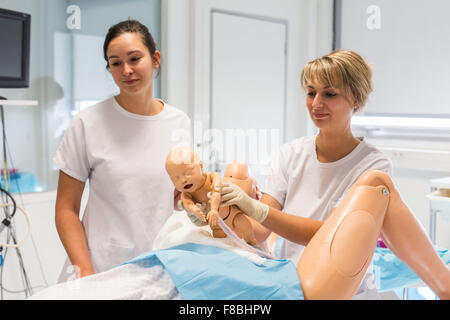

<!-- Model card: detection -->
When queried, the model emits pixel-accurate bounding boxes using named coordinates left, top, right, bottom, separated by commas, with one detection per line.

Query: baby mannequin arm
left=207, top=172, right=222, bottom=227
left=174, top=189, right=182, bottom=211
left=181, top=192, right=206, bottom=223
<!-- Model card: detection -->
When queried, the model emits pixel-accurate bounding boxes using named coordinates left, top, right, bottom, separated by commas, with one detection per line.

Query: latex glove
left=177, top=200, right=207, bottom=226
left=219, top=183, right=269, bottom=223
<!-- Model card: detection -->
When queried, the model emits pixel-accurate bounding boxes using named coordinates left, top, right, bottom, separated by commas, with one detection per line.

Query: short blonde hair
left=300, top=50, right=373, bottom=111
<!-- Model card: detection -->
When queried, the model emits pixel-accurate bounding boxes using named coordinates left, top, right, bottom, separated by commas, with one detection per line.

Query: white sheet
left=152, top=211, right=271, bottom=264
left=30, top=263, right=181, bottom=300
left=29, top=211, right=271, bottom=300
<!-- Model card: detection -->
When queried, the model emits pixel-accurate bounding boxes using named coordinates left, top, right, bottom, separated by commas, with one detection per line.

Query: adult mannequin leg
left=362, top=171, right=450, bottom=299
left=297, top=170, right=450, bottom=300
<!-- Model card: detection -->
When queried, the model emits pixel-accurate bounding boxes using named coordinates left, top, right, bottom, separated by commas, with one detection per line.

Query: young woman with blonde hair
left=221, top=50, right=450, bottom=299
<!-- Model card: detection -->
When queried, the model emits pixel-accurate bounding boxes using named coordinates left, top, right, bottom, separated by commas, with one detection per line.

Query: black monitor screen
left=0, top=8, right=30, bottom=88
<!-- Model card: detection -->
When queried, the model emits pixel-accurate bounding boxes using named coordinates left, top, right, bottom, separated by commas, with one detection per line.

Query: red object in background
left=377, top=238, right=388, bottom=248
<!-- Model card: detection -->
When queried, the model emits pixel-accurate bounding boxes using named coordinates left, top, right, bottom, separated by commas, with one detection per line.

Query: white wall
left=161, top=0, right=335, bottom=141
left=339, top=0, right=450, bottom=117
left=370, top=137, right=450, bottom=249
left=160, top=0, right=192, bottom=115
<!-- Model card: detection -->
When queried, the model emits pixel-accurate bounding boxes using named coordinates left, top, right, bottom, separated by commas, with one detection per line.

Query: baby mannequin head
left=223, top=161, right=257, bottom=199
left=165, top=146, right=206, bottom=193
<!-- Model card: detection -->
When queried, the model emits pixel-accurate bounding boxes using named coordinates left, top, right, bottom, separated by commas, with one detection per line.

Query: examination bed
left=29, top=212, right=449, bottom=300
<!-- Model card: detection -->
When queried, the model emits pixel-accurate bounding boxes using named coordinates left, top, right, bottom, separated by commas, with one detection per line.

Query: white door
left=189, top=0, right=332, bottom=183
left=209, top=10, right=287, bottom=180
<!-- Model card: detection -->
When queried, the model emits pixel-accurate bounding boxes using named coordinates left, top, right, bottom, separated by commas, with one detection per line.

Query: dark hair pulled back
left=103, top=19, right=158, bottom=70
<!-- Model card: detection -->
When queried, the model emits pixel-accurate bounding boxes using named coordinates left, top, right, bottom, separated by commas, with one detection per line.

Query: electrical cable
left=0, top=203, right=33, bottom=297
left=0, top=203, right=31, bottom=248
left=0, top=186, right=17, bottom=240
left=0, top=97, right=36, bottom=298
left=4, top=134, right=48, bottom=287
left=0, top=104, right=9, bottom=193
left=0, top=284, right=45, bottom=295
left=0, top=186, right=16, bottom=216
left=0, top=136, right=48, bottom=287
left=1, top=228, right=33, bottom=298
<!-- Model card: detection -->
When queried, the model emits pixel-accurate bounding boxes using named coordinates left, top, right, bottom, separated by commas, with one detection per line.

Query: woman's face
left=305, top=82, right=356, bottom=133
left=106, top=32, right=160, bottom=95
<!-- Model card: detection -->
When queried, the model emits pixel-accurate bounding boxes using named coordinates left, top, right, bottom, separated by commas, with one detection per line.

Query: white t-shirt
left=54, top=97, right=191, bottom=279
left=262, top=135, right=393, bottom=264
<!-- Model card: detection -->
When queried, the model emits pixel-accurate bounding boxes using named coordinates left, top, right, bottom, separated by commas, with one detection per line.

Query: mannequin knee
left=355, top=170, right=395, bottom=192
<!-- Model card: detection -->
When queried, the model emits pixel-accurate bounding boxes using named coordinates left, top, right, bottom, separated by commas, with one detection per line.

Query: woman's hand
left=78, top=267, right=95, bottom=278
left=220, top=183, right=269, bottom=223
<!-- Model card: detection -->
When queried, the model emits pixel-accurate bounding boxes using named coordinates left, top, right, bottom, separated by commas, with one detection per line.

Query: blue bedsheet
left=123, top=243, right=449, bottom=299
left=123, top=243, right=303, bottom=300
left=372, top=246, right=449, bottom=292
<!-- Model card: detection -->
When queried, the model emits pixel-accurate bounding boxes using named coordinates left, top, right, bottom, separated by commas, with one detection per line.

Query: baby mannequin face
left=165, top=146, right=206, bottom=193
left=166, top=162, right=205, bottom=193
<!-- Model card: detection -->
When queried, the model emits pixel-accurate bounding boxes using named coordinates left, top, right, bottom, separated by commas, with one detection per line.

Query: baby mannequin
left=165, top=146, right=257, bottom=245
left=219, top=160, right=258, bottom=245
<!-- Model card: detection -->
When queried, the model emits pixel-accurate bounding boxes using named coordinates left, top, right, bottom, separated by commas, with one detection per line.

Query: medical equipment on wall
left=0, top=183, right=33, bottom=299
left=0, top=189, right=32, bottom=248
left=0, top=97, right=46, bottom=299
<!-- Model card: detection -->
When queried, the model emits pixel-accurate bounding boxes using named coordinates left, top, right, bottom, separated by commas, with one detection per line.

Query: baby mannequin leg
left=232, top=212, right=257, bottom=246
left=297, top=170, right=450, bottom=300
left=211, top=225, right=227, bottom=238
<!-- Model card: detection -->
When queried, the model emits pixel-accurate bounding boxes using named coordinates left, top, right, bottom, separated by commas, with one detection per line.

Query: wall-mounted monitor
left=0, top=8, right=31, bottom=88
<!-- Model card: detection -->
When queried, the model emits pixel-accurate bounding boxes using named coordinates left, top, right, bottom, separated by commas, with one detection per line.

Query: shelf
left=430, top=176, right=450, bottom=189
left=0, top=100, right=39, bottom=106
left=427, top=191, right=450, bottom=212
